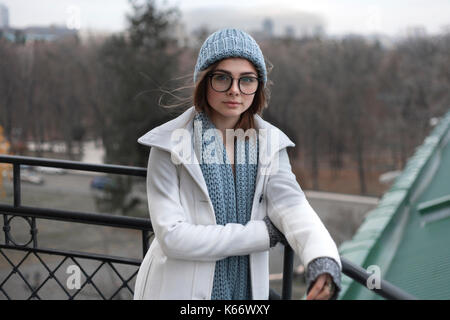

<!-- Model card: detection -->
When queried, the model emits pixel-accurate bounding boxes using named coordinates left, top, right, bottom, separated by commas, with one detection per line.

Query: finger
left=310, top=275, right=326, bottom=300
left=318, top=276, right=335, bottom=300
left=306, top=275, right=327, bottom=300
left=315, top=284, right=332, bottom=300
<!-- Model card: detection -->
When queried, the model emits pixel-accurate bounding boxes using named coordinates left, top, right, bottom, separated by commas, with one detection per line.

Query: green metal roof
left=338, top=111, right=450, bottom=300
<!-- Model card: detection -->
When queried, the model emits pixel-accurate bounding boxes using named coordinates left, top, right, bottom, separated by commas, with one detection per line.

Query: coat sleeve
left=145, top=146, right=270, bottom=262
left=265, top=148, right=342, bottom=270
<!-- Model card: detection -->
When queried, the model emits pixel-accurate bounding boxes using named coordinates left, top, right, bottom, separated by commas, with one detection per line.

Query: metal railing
left=0, top=154, right=417, bottom=300
left=0, top=154, right=151, bottom=300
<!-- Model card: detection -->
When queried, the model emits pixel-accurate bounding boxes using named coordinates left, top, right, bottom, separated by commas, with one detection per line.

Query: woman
left=134, top=28, right=341, bottom=300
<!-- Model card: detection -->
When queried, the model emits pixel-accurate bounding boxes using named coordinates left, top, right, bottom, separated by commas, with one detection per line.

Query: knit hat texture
left=193, top=28, right=267, bottom=86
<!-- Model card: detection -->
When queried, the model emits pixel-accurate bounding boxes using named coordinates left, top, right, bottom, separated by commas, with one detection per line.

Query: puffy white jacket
left=133, top=106, right=341, bottom=300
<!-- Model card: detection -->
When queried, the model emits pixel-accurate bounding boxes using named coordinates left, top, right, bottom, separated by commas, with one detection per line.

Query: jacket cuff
left=263, top=216, right=287, bottom=247
left=305, top=257, right=342, bottom=300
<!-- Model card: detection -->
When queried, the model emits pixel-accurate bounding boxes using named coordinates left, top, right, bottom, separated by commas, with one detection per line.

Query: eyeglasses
left=208, top=72, right=260, bottom=95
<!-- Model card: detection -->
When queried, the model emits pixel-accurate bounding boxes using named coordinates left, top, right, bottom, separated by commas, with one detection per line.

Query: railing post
left=11, top=163, right=38, bottom=248
left=142, top=230, right=150, bottom=258
left=281, top=245, right=294, bottom=300
left=13, top=163, right=20, bottom=207
left=30, top=217, right=38, bottom=248
left=3, top=214, right=10, bottom=245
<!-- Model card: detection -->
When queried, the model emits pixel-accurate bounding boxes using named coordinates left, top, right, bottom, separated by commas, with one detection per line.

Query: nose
left=227, top=79, right=240, bottom=95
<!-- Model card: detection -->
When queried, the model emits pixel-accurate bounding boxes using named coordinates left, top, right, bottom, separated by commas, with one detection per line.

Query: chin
left=214, top=105, right=240, bottom=114
left=221, top=108, right=243, bottom=117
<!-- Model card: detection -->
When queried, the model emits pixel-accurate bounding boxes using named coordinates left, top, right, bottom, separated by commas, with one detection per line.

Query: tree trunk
left=356, top=132, right=367, bottom=195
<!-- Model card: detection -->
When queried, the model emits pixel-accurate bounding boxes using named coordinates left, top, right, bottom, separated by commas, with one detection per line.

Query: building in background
left=0, top=3, right=9, bottom=29
left=21, top=25, right=78, bottom=42
left=1, top=25, right=78, bottom=43
left=0, top=4, right=77, bottom=43
left=262, top=18, right=274, bottom=37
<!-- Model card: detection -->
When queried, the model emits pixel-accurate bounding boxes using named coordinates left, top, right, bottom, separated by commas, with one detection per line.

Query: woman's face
left=206, top=58, right=258, bottom=128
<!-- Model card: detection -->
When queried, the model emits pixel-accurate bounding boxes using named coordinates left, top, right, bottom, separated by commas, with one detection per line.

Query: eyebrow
left=213, top=69, right=258, bottom=76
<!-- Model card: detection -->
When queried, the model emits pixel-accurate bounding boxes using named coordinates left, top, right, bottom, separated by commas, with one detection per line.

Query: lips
left=224, top=101, right=241, bottom=106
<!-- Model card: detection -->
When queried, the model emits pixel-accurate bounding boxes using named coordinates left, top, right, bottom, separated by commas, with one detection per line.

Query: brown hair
left=159, top=58, right=273, bottom=131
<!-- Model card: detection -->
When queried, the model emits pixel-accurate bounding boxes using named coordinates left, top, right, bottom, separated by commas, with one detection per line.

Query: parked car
left=90, top=176, right=147, bottom=216
left=20, top=170, right=44, bottom=185
left=122, top=181, right=147, bottom=215
left=35, top=166, right=65, bottom=174
left=90, top=176, right=119, bottom=201
left=90, top=176, right=117, bottom=191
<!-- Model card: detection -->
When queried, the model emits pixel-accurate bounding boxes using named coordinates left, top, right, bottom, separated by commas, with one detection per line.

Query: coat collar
left=137, top=106, right=295, bottom=156
left=137, top=106, right=295, bottom=200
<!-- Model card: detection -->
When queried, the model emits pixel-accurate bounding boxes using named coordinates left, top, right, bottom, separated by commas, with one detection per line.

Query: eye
left=241, top=77, right=257, bottom=83
left=213, top=74, right=229, bottom=81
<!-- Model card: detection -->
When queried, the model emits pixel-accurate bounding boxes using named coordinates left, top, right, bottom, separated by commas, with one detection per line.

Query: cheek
left=206, top=86, right=221, bottom=106
left=244, top=95, right=255, bottom=107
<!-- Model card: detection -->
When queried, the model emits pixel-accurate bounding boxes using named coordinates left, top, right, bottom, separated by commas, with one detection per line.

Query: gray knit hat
left=193, top=28, right=267, bottom=86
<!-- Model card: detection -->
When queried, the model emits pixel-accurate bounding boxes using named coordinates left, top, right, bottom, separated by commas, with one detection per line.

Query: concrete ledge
left=305, top=190, right=379, bottom=205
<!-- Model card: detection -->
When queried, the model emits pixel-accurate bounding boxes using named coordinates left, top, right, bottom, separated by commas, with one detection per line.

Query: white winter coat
left=133, top=106, right=341, bottom=300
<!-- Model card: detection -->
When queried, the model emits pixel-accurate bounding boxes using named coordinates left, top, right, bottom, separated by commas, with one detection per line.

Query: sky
left=1, top=0, right=449, bottom=37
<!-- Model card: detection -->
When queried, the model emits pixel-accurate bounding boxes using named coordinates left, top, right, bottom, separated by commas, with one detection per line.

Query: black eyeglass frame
left=207, top=72, right=261, bottom=95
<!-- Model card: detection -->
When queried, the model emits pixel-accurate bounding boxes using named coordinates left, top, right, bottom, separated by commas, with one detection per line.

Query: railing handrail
left=0, top=154, right=418, bottom=300
left=0, top=154, right=146, bottom=177
left=278, top=246, right=417, bottom=300
left=340, top=257, right=417, bottom=300
left=0, top=203, right=152, bottom=231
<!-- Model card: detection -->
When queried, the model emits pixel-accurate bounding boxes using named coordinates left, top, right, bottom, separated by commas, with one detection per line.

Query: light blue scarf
left=193, top=111, right=259, bottom=300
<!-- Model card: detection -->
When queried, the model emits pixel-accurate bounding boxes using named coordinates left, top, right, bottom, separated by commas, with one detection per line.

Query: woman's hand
left=306, top=273, right=335, bottom=300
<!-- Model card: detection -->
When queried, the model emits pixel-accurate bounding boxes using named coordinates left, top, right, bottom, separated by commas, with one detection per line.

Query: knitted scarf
left=193, top=111, right=259, bottom=300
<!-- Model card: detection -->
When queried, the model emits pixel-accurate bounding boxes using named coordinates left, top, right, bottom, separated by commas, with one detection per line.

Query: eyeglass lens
left=210, top=74, right=259, bottom=95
